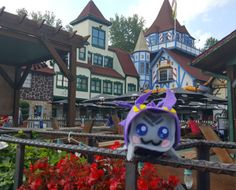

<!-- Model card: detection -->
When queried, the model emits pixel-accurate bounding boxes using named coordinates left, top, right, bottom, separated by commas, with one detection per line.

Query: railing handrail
left=0, top=135, right=236, bottom=176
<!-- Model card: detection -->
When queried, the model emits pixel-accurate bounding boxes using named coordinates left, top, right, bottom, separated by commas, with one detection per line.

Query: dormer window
left=92, top=27, right=105, bottom=49
left=158, top=68, right=174, bottom=82
left=77, top=47, right=86, bottom=61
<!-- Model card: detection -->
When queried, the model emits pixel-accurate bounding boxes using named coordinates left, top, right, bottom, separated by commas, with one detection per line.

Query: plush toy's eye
left=136, top=123, right=148, bottom=136
left=158, top=126, right=169, bottom=139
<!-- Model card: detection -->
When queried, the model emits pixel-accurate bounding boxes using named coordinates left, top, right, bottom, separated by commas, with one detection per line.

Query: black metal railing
left=0, top=129, right=236, bottom=190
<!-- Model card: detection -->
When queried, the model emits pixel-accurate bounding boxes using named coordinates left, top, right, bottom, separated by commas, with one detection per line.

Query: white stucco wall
left=126, top=76, right=138, bottom=92
left=151, top=51, right=194, bottom=89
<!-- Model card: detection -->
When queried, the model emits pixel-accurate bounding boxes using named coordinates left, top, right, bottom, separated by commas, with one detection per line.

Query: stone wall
left=20, top=72, right=53, bottom=101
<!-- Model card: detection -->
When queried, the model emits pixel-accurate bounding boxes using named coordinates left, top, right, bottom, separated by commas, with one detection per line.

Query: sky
left=1, top=0, right=236, bottom=48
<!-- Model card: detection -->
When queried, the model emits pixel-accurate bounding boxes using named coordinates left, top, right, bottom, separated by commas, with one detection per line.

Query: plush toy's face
left=128, top=110, right=176, bottom=158
left=118, top=89, right=180, bottom=161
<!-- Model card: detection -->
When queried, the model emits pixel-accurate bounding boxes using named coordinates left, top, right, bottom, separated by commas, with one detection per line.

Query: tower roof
left=70, top=0, right=111, bottom=26
left=134, top=30, right=149, bottom=52
left=145, top=0, right=190, bottom=36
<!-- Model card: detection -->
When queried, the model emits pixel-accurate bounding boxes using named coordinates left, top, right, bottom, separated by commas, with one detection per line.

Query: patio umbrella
left=79, top=102, right=116, bottom=109
left=53, top=99, right=79, bottom=106
left=156, top=87, right=206, bottom=103
left=112, top=91, right=143, bottom=101
left=82, top=94, right=117, bottom=103
left=200, top=93, right=227, bottom=105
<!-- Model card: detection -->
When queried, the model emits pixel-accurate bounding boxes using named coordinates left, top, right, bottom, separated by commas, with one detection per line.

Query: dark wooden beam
left=0, top=27, right=71, bottom=52
left=37, top=19, right=45, bottom=29
left=67, top=46, right=76, bottom=127
left=0, top=6, right=5, bottom=16
left=18, top=13, right=27, bottom=24
left=0, top=65, right=15, bottom=88
left=69, top=31, right=77, bottom=39
left=13, top=67, right=21, bottom=127
left=40, top=38, right=71, bottom=79
left=0, top=10, right=87, bottom=48
left=227, top=65, right=236, bottom=141
left=54, top=25, right=63, bottom=34
left=16, top=64, right=32, bottom=89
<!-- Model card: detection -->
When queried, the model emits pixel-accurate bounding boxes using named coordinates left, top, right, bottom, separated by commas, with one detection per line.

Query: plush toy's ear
left=114, top=101, right=133, bottom=109
left=135, top=91, right=152, bottom=105
left=147, top=101, right=156, bottom=107
left=161, top=89, right=177, bottom=110
left=119, top=119, right=126, bottom=127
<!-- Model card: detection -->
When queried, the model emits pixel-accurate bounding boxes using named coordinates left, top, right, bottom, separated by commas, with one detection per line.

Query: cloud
left=192, top=30, right=211, bottom=49
left=125, top=0, right=231, bottom=28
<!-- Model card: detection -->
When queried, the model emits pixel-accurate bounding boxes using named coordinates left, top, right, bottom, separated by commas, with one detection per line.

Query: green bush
left=0, top=131, right=67, bottom=189
left=19, top=100, right=30, bottom=121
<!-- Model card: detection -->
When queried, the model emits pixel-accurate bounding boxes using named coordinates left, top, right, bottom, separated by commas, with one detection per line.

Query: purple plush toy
left=119, top=89, right=180, bottom=161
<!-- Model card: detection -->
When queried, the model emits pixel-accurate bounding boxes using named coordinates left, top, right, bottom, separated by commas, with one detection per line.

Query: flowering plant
left=19, top=141, right=179, bottom=190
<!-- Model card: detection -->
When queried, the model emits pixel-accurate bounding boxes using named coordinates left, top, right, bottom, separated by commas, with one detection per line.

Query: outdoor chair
left=98, top=114, right=124, bottom=148
left=111, top=114, right=124, bottom=135
left=199, top=125, right=236, bottom=163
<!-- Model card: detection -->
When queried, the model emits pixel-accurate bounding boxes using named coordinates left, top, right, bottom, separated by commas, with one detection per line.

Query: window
left=93, top=54, right=103, bottom=66
left=76, top=75, right=88, bottom=91
left=158, top=68, right=173, bottom=82
left=104, top=56, right=113, bottom=68
left=91, top=78, right=101, bottom=93
left=77, top=47, right=86, bottom=61
left=88, top=51, right=92, bottom=63
left=149, top=35, right=157, bottom=46
left=114, top=82, right=123, bottom=95
left=128, top=83, right=136, bottom=92
left=139, top=63, right=145, bottom=74
left=56, top=72, right=68, bottom=88
left=23, top=73, right=32, bottom=88
left=146, top=63, right=150, bottom=75
left=92, top=27, right=105, bottom=49
left=103, top=80, right=112, bottom=94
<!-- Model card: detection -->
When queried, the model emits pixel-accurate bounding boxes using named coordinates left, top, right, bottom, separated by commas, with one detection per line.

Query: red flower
left=30, top=178, right=43, bottom=190
left=137, top=178, right=149, bottom=190
left=19, top=153, right=179, bottom=190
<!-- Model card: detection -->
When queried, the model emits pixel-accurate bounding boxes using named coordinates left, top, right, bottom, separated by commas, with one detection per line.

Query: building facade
left=53, top=0, right=139, bottom=103
left=132, top=0, right=209, bottom=90
left=20, top=63, right=54, bottom=119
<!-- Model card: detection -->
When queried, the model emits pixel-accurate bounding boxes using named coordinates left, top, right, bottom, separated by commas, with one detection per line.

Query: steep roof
left=145, top=0, right=190, bottom=36
left=164, top=49, right=209, bottom=81
left=22, top=63, right=54, bottom=75
left=70, top=0, right=111, bottom=26
left=192, top=30, right=236, bottom=74
left=134, top=30, right=149, bottom=52
left=109, top=47, right=139, bottom=78
left=77, top=62, right=124, bottom=79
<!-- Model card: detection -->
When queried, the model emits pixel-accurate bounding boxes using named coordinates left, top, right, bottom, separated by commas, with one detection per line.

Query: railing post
left=125, top=161, right=137, bottom=190
left=197, top=144, right=210, bottom=190
left=14, top=144, right=25, bottom=189
left=87, top=137, right=94, bottom=163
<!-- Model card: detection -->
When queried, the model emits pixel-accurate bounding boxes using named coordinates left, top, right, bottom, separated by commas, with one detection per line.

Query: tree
left=16, top=8, right=72, bottom=31
left=109, top=14, right=145, bottom=52
left=203, top=37, right=218, bottom=51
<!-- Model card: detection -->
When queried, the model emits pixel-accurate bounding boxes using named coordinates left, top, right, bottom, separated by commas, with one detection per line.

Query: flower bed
left=18, top=141, right=179, bottom=190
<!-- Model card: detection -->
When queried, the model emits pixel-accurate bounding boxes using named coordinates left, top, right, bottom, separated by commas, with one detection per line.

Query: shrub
left=19, top=100, right=30, bottom=121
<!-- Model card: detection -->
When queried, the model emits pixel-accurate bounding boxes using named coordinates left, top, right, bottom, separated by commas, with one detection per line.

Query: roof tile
left=77, top=62, right=124, bottom=79
left=109, top=47, right=139, bottom=77
left=70, top=0, right=111, bottom=26
left=164, top=49, right=209, bottom=81
left=145, top=0, right=190, bottom=36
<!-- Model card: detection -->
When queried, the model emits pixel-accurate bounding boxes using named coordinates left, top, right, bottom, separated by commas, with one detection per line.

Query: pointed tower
left=70, top=0, right=111, bottom=51
left=145, top=0, right=200, bottom=56
left=132, top=30, right=151, bottom=90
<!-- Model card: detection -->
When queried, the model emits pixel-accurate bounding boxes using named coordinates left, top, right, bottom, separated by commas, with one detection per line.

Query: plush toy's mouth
left=141, top=138, right=162, bottom=146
